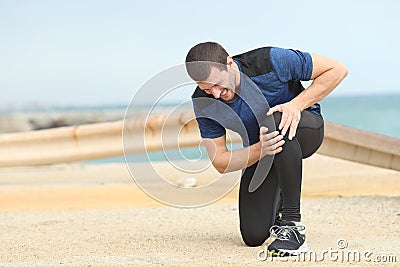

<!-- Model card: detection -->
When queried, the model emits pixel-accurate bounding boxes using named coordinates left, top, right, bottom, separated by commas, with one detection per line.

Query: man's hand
left=266, top=100, right=302, bottom=140
left=259, top=127, right=285, bottom=157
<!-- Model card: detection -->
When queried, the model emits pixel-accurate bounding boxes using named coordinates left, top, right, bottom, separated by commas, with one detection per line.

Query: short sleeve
left=195, top=117, right=226, bottom=139
left=192, top=87, right=226, bottom=139
left=270, top=47, right=313, bottom=82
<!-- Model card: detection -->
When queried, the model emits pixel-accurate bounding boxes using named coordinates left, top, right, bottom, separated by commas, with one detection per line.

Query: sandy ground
left=0, top=154, right=399, bottom=266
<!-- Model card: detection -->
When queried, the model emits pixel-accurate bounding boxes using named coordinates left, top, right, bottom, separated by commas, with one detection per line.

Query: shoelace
left=269, top=225, right=305, bottom=243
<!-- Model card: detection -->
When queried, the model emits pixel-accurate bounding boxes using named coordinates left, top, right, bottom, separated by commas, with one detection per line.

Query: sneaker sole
left=268, top=243, right=309, bottom=257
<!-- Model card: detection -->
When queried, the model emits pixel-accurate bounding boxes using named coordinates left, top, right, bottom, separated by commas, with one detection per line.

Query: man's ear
left=226, top=56, right=234, bottom=67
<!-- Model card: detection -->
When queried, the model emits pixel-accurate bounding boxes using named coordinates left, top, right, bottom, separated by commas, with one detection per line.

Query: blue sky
left=0, top=0, right=399, bottom=106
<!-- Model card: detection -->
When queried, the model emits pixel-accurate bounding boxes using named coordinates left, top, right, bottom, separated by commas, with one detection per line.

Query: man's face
left=197, top=66, right=236, bottom=102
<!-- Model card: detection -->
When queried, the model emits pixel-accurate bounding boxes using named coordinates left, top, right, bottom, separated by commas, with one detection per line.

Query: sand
left=0, top=154, right=399, bottom=266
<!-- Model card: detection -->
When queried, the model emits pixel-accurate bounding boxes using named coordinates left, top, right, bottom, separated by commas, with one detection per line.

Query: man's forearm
left=213, top=142, right=262, bottom=173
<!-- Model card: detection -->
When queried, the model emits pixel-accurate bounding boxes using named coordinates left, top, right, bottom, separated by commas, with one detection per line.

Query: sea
left=83, top=94, right=399, bottom=164
left=3, top=94, right=399, bottom=164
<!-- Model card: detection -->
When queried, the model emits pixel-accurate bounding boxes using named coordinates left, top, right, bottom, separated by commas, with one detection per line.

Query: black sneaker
left=267, top=221, right=309, bottom=256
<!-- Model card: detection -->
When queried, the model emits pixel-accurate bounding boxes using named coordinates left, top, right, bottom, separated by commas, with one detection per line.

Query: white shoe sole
left=278, top=243, right=309, bottom=255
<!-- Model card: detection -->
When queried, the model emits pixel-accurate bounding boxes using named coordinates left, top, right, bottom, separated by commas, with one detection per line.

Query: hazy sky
left=1, top=0, right=399, bottom=106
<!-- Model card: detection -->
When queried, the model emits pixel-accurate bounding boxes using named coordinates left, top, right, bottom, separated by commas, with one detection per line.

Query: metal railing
left=0, top=112, right=399, bottom=171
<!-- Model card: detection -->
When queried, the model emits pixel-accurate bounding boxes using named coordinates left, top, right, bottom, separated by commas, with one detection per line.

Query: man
left=185, top=42, right=347, bottom=255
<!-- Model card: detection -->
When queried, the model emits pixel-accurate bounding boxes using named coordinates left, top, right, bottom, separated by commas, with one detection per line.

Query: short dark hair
left=185, top=42, right=229, bottom=81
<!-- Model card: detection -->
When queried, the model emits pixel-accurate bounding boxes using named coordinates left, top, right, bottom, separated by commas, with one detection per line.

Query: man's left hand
left=266, top=101, right=302, bottom=140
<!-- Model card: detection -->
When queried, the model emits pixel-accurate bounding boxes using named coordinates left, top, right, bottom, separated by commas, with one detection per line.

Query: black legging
left=239, top=110, right=324, bottom=247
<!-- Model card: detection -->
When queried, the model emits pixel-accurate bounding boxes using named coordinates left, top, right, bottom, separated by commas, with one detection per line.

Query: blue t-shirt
left=192, top=47, right=319, bottom=147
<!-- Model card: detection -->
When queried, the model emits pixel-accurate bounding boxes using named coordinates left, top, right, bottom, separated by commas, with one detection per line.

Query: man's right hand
left=259, top=127, right=285, bottom=157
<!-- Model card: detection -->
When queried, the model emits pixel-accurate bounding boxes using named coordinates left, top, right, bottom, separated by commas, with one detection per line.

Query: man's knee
left=260, top=112, right=282, bottom=133
left=240, top=227, right=270, bottom=247
left=271, top=112, right=282, bottom=130
left=241, top=233, right=267, bottom=247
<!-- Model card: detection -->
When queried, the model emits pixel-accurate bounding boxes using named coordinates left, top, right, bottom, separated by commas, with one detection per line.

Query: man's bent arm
left=292, top=53, right=348, bottom=111
left=202, top=128, right=284, bottom=173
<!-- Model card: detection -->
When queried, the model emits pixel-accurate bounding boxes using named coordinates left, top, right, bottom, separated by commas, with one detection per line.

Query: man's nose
left=211, top=87, right=221, bottom=98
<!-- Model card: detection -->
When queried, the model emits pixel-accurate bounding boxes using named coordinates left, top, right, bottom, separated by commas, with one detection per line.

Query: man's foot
left=267, top=221, right=309, bottom=256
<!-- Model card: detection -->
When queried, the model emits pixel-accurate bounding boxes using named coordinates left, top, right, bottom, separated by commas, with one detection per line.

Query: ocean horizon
left=91, top=93, right=399, bottom=164
left=1, top=94, right=398, bottom=164
left=2, top=94, right=399, bottom=133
